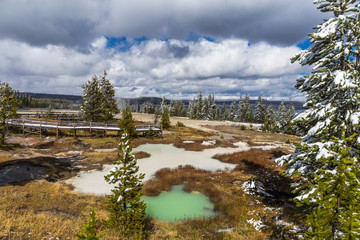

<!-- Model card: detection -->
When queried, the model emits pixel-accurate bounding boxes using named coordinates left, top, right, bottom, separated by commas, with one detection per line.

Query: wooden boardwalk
left=7, top=118, right=161, bottom=138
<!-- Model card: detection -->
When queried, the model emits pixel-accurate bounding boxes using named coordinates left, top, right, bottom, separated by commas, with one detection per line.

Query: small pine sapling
left=76, top=209, right=103, bottom=240
left=104, top=133, right=147, bottom=238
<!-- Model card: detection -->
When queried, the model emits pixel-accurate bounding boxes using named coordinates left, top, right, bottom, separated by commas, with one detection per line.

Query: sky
left=0, top=0, right=325, bottom=101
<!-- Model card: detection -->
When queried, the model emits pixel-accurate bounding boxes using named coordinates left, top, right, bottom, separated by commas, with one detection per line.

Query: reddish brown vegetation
left=213, top=148, right=287, bottom=170
left=134, top=151, right=150, bottom=159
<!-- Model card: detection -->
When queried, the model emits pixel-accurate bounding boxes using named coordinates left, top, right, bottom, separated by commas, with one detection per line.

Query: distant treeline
left=15, top=92, right=81, bottom=109
left=122, top=96, right=304, bottom=112
left=137, top=92, right=298, bottom=132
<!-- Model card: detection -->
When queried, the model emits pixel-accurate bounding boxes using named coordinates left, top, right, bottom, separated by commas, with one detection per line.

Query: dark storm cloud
left=0, top=0, right=322, bottom=47
left=0, top=0, right=97, bottom=48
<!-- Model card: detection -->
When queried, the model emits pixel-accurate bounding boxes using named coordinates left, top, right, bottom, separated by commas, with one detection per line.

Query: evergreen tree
left=118, top=105, right=137, bottom=138
left=202, top=96, right=210, bottom=120
left=228, top=101, right=237, bottom=121
left=178, top=101, right=187, bottom=117
left=255, top=96, right=267, bottom=123
left=82, top=71, right=119, bottom=122
left=169, top=100, right=176, bottom=116
left=215, top=106, right=221, bottom=120
left=81, top=75, right=103, bottom=121
left=208, top=94, right=217, bottom=120
left=279, top=1, right=360, bottom=238
left=0, top=81, right=19, bottom=145
left=99, top=70, right=119, bottom=122
left=140, top=102, right=155, bottom=114
left=276, top=101, right=289, bottom=131
left=244, top=95, right=253, bottom=122
left=104, top=133, right=146, bottom=238
left=160, top=104, right=171, bottom=129
left=188, top=98, right=197, bottom=119
left=168, top=101, right=187, bottom=117
left=196, top=92, right=203, bottom=119
left=262, top=105, right=276, bottom=132
left=160, top=97, right=167, bottom=112
left=220, top=103, right=228, bottom=120
left=238, top=96, right=246, bottom=122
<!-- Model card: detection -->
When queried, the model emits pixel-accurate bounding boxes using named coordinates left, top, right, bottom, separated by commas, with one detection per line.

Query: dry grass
left=80, top=137, right=118, bottom=149
left=163, top=125, right=213, bottom=140
left=0, top=180, right=109, bottom=239
left=0, top=154, right=16, bottom=164
left=80, top=152, right=118, bottom=167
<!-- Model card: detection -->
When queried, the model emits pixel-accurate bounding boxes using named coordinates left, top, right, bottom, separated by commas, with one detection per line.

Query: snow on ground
left=201, top=140, right=216, bottom=146
left=247, top=218, right=267, bottom=231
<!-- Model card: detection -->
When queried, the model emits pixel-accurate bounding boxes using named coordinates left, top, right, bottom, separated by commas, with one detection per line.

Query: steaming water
left=142, top=185, right=216, bottom=222
left=71, top=143, right=250, bottom=195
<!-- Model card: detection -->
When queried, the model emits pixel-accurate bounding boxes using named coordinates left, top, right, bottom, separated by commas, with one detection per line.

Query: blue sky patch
left=297, top=39, right=311, bottom=50
left=106, top=36, right=149, bottom=51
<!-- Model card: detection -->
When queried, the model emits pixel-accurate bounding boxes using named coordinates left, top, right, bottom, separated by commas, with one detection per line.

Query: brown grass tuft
left=134, top=151, right=150, bottom=159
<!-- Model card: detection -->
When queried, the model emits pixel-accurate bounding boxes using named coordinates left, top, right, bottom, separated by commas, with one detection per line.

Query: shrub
left=176, top=121, right=185, bottom=127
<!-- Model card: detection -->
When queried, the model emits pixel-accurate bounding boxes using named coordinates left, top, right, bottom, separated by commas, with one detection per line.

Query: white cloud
left=0, top=37, right=305, bottom=100
left=0, top=0, right=325, bottom=101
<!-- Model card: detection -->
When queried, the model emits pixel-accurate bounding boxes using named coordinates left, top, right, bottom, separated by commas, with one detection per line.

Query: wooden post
left=105, top=123, right=107, bottom=137
left=73, top=122, right=76, bottom=137
left=56, top=122, right=59, bottom=139
left=22, top=120, right=25, bottom=137
left=89, top=121, right=92, bottom=135
left=39, top=121, right=42, bottom=139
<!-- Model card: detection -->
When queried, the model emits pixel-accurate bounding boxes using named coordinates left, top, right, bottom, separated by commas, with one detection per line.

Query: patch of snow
left=232, top=141, right=251, bottom=151
left=241, top=179, right=274, bottom=198
left=295, top=187, right=316, bottom=202
left=217, top=228, right=234, bottom=233
left=316, top=145, right=333, bottom=160
left=274, top=154, right=291, bottom=166
left=350, top=112, right=360, bottom=125
left=182, top=140, right=195, bottom=144
left=257, top=189, right=274, bottom=198
left=94, top=148, right=117, bottom=153
left=253, top=145, right=277, bottom=151
left=313, top=18, right=337, bottom=39
left=247, top=218, right=267, bottom=231
left=201, top=140, right=216, bottom=146
left=325, top=168, right=337, bottom=175
left=241, top=180, right=256, bottom=195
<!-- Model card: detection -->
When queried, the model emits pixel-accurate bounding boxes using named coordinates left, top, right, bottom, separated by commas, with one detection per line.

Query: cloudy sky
left=0, top=0, right=325, bottom=100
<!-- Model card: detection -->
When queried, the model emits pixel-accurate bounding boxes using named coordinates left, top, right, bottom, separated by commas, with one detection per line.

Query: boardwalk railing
left=7, top=119, right=161, bottom=138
